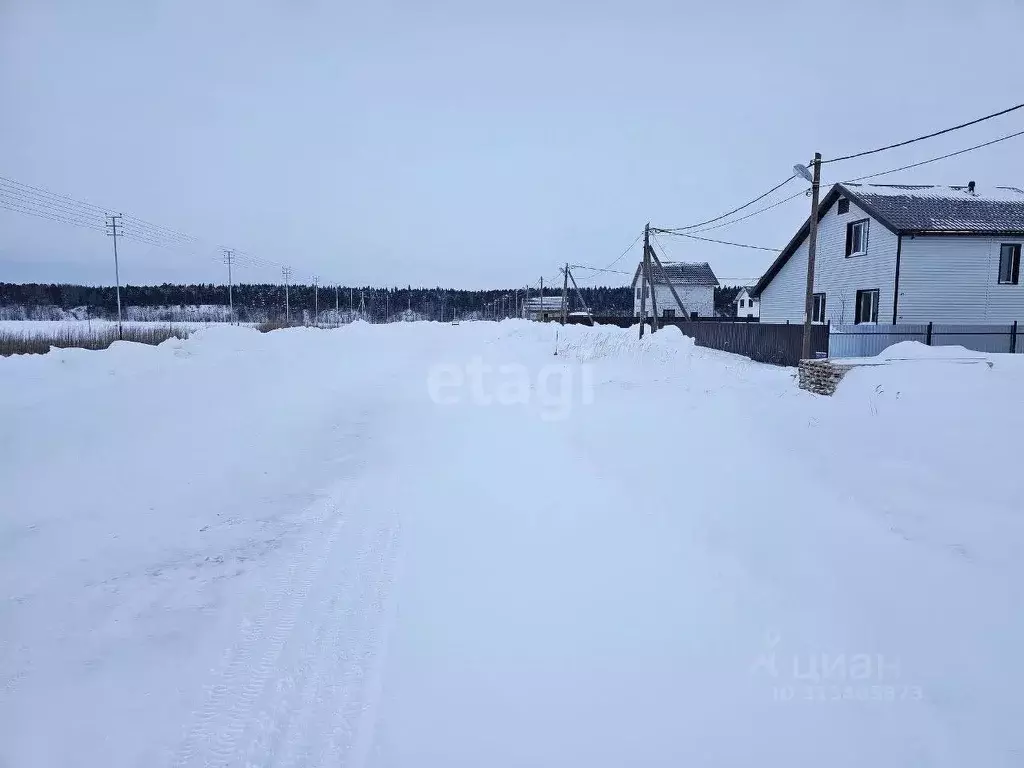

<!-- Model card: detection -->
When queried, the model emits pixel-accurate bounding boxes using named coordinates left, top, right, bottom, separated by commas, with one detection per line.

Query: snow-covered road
left=2, top=322, right=1022, bottom=766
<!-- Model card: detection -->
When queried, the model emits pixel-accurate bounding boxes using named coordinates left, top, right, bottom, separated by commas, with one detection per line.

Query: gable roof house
left=631, top=261, right=719, bottom=319
left=751, top=183, right=1024, bottom=325
left=735, top=286, right=759, bottom=319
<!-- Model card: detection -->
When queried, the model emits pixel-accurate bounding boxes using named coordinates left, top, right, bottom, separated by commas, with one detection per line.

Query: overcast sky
left=2, top=0, right=1023, bottom=289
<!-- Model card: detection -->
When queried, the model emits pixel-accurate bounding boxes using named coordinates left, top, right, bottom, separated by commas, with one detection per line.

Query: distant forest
left=0, top=282, right=745, bottom=322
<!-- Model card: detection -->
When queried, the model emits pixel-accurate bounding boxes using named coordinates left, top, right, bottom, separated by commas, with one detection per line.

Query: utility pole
left=639, top=223, right=650, bottom=339
left=335, top=284, right=339, bottom=326
left=565, top=266, right=595, bottom=325
left=800, top=152, right=823, bottom=360
left=282, top=267, right=292, bottom=324
left=561, top=263, right=569, bottom=324
left=105, top=214, right=123, bottom=340
left=223, top=249, right=234, bottom=324
left=539, top=276, right=544, bottom=322
left=313, top=275, right=319, bottom=327
left=524, top=284, right=529, bottom=319
left=350, top=287, right=354, bottom=318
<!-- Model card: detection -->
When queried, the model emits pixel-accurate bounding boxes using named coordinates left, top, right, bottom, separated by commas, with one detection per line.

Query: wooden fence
left=564, top=316, right=829, bottom=366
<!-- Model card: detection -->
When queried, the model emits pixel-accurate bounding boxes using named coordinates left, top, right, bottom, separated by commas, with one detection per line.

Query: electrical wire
left=654, top=229, right=780, bottom=252
left=823, top=101, right=1024, bottom=164
left=842, top=127, right=1024, bottom=183
left=659, top=175, right=796, bottom=232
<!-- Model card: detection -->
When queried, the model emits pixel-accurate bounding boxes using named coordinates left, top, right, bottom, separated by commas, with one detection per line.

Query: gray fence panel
left=931, top=324, right=1014, bottom=354
left=829, top=324, right=928, bottom=358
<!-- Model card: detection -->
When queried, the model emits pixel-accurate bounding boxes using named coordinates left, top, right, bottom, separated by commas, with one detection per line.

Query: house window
left=855, top=289, right=879, bottom=324
left=738, top=298, right=745, bottom=308
left=812, top=292, right=826, bottom=323
left=998, top=244, right=1021, bottom=285
left=662, top=308, right=675, bottom=319
left=636, top=285, right=642, bottom=299
left=837, top=198, right=850, bottom=215
left=845, top=219, right=869, bottom=257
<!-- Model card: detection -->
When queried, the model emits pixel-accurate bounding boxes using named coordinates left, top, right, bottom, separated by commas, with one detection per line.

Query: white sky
left=2, top=0, right=1023, bottom=288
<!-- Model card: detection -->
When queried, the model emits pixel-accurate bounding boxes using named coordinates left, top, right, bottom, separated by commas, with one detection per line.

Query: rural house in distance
left=632, top=261, right=719, bottom=319
left=752, top=182, right=1024, bottom=325
left=735, top=287, right=759, bottom=319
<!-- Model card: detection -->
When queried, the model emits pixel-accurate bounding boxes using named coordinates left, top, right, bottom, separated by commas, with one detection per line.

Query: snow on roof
left=631, top=261, right=719, bottom=287
left=843, top=183, right=1024, bottom=233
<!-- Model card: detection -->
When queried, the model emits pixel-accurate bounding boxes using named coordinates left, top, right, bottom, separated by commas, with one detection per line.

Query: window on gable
left=636, top=285, right=642, bottom=299
left=812, top=292, right=826, bottom=323
left=998, top=243, right=1021, bottom=285
left=739, top=298, right=745, bottom=307
left=855, top=289, right=879, bottom=324
left=837, top=198, right=850, bottom=215
left=845, top=219, right=869, bottom=257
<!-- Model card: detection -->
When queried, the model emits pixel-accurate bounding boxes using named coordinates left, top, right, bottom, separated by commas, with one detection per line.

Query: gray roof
left=631, top=261, right=719, bottom=287
left=843, top=183, right=1024, bottom=233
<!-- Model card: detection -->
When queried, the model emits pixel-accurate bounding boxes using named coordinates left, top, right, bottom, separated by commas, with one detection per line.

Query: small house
left=631, top=261, right=719, bottom=319
left=735, top=287, right=759, bottom=319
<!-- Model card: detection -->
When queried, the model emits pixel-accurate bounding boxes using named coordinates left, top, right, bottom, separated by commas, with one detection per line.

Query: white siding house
left=753, top=183, right=1024, bottom=325
left=734, top=287, right=759, bottom=318
left=632, top=261, right=718, bottom=319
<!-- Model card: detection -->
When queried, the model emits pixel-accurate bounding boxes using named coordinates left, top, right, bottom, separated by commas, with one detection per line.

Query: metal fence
left=830, top=322, right=1021, bottom=358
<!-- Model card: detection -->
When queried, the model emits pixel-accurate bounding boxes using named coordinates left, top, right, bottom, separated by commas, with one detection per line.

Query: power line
left=823, top=101, right=1024, bottom=164
left=600, top=231, right=643, bottom=271
left=843, top=127, right=1024, bottom=183
left=660, top=175, right=796, bottom=232
left=654, top=228, right=780, bottom=252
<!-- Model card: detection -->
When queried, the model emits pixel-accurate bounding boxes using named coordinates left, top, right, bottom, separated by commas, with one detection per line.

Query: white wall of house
left=759, top=197, right=899, bottom=324
left=633, top=284, right=714, bottom=318
left=735, top=289, right=759, bottom=318
left=897, top=235, right=1024, bottom=323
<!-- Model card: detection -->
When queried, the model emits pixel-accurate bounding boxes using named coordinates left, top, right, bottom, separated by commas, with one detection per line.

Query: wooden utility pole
left=648, top=249, right=660, bottom=333
left=649, top=245, right=690, bottom=320
left=524, top=284, right=529, bottom=319
left=539, top=276, right=544, bottom=322
left=639, top=224, right=651, bottom=338
left=565, top=266, right=594, bottom=325
left=560, top=263, right=569, bottom=324
left=801, top=152, right=823, bottom=360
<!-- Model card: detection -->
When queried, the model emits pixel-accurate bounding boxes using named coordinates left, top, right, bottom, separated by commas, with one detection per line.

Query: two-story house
left=734, top=287, right=759, bottom=318
left=751, top=182, right=1024, bottom=325
left=632, top=261, right=718, bottom=319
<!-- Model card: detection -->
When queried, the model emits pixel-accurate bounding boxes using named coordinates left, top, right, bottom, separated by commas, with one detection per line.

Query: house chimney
left=968, top=180, right=976, bottom=195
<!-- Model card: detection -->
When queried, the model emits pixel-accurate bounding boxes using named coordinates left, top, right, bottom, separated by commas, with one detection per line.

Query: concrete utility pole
left=313, top=275, right=319, bottom=327
left=282, top=266, right=292, bottom=324
left=223, top=249, right=234, bottom=324
left=800, top=152, right=823, bottom=360
left=639, top=223, right=651, bottom=339
left=105, top=214, right=124, bottom=340
left=561, top=263, right=569, bottom=324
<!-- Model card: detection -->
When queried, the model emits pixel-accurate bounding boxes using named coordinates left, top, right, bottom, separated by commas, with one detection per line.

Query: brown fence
left=565, top=316, right=829, bottom=366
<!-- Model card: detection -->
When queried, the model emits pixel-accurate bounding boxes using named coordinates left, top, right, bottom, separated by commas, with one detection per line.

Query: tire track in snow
left=273, top=514, right=401, bottom=768
left=169, top=494, right=348, bottom=768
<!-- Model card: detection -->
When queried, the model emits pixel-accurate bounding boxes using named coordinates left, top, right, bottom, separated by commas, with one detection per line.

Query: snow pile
left=1, top=321, right=1020, bottom=767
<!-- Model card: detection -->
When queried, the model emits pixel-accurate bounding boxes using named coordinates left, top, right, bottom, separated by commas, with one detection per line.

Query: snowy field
left=1, top=321, right=1021, bottom=767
